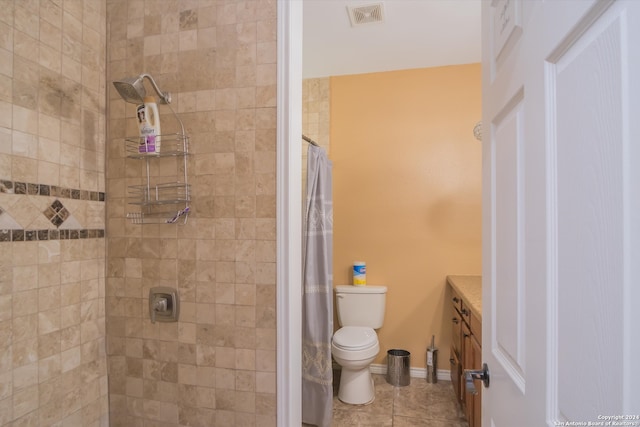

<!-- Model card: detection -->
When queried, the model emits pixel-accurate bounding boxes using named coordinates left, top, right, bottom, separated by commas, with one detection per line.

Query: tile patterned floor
left=305, top=373, right=469, bottom=426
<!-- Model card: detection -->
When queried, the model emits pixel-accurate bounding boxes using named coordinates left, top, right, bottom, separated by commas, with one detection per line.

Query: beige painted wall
left=331, top=64, right=482, bottom=368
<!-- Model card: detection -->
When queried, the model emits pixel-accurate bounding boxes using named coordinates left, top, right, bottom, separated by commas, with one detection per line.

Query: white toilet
left=331, top=285, right=387, bottom=405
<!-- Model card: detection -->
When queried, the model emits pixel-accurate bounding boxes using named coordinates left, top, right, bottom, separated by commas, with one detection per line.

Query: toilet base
left=337, top=367, right=375, bottom=405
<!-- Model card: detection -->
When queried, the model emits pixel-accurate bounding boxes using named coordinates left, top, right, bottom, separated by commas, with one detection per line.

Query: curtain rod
left=302, top=134, right=319, bottom=147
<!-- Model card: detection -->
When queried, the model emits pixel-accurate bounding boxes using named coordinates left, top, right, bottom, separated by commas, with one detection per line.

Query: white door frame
left=276, top=1, right=303, bottom=425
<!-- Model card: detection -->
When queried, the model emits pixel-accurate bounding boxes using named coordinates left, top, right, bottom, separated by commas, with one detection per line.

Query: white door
left=482, top=0, right=640, bottom=425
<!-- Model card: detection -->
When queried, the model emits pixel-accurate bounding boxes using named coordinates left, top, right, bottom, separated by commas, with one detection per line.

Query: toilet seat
left=332, top=326, right=377, bottom=351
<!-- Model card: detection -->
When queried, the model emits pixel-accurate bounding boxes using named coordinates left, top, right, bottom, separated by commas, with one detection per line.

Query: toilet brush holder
left=427, top=335, right=438, bottom=383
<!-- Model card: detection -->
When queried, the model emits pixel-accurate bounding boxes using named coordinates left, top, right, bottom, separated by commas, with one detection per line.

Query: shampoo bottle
left=137, top=96, right=161, bottom=154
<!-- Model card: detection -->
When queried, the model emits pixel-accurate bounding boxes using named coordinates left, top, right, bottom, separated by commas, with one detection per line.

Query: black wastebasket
left=386, top=349, right=410, bottom=386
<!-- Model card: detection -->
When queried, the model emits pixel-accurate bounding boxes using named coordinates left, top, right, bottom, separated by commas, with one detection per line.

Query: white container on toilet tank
left=353, top=261, right=366, bottom=285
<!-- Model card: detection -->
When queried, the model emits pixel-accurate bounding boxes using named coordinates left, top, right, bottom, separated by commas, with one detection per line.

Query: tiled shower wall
left=0, top=0, right=108, bottom=425
left=105, top=1, right=278, bottom=425
left=301, top=78, right=330, bottom=202
left=302, top=78, right=330, bottom=151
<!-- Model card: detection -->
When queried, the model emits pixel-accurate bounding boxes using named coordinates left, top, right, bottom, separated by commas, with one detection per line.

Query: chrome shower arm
left=141, top=73, right=172, bottom=104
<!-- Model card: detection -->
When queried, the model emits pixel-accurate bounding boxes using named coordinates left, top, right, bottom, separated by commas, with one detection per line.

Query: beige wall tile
left=0, top=295, right=13, bottom=322
left=12, top=384, right=39, bottom=419
left=12, top=362, right=38, bottom=391
left=12, top=290, right=38, bottom=318
left=12, top=314, right=37, bottom=344
left=104, top=1, right=277, bottom=424
left=0, top=397, right=13, bottom=425
left=38, top=354, right=61, bottom=383
left=60, top=325, right=81, bottom=352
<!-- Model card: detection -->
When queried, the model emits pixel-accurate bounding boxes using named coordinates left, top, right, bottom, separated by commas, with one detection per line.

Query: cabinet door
left=471, top=334, right=482, bottom=427
left=451, top=288, right=462, bottom=313
left=462, top=322, right=473, bottom=419
left=451, top=306, right=462, bottom=402
left=449, top=346, right=461, bottom=403
left=451, top=311, right=461, bottom=358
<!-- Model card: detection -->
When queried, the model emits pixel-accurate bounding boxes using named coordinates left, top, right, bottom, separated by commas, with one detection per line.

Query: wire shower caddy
left=125, top=133, right=191, bottom=224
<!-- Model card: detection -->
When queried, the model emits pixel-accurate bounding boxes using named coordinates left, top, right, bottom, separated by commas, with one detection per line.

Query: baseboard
left=369, top=363, right=451, bottom=382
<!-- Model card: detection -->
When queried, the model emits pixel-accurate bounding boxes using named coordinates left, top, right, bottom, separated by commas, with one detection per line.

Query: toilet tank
left=335, top=285, right=387, bottom=329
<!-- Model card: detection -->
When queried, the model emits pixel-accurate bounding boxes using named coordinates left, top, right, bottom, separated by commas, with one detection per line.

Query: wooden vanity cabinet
left=462, top=320, right=473, bottom=416
left=449, top=347, right=462, bottom=404
left=450, top=288, right=463, bottom=402
left=464, top=311, right=482, bottom=427
left=449, top=283, right=482, bottom=427
left=470, top=330, right=482, bottom=427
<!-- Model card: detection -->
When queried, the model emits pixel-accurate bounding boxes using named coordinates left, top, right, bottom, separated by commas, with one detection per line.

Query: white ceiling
left=302, top=0, right=482, bottom=79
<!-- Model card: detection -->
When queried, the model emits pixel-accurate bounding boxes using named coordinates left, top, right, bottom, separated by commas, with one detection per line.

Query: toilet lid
left=333, top=326, right=377, bottom=351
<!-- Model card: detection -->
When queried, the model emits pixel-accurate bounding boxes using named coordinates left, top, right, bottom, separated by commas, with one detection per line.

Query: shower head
left=113, top=76, right=147, bottom=103
left=112, top=73, right=171, bottom=104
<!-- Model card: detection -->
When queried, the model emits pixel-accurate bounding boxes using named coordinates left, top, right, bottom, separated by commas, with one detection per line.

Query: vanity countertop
left=447, top=275, right=482, bottom=320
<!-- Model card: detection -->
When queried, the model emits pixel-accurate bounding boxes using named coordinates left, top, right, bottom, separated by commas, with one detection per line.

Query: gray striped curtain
left=301, top=145, right=333, bottom=427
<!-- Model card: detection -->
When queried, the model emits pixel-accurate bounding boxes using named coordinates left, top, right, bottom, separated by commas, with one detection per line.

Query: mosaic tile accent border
left=0, top=229, right=105, bottom=242
left=0, top=179, right=105, bottom=201
left=0, top=180, right=106, bottom=242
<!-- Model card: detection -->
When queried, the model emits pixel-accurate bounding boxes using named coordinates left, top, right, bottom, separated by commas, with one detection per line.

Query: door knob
left=464, top=363, right=490, bottom=395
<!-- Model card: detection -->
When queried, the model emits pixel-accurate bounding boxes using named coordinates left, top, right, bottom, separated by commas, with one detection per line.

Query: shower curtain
left=302, top=145, right=333, bottom=427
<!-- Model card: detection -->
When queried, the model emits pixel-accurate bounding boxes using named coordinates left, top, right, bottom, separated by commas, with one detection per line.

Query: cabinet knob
left=453, top=297, right=460, bottom=303
left=452, top=317, right=459, bottom=324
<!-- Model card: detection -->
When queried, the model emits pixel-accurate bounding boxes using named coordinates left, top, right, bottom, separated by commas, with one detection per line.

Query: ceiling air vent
left=347, top=3, right=385, bottom=27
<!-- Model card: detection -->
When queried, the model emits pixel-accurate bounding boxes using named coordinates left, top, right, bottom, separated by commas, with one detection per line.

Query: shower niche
left=113, top=73, right=191, bottom=224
